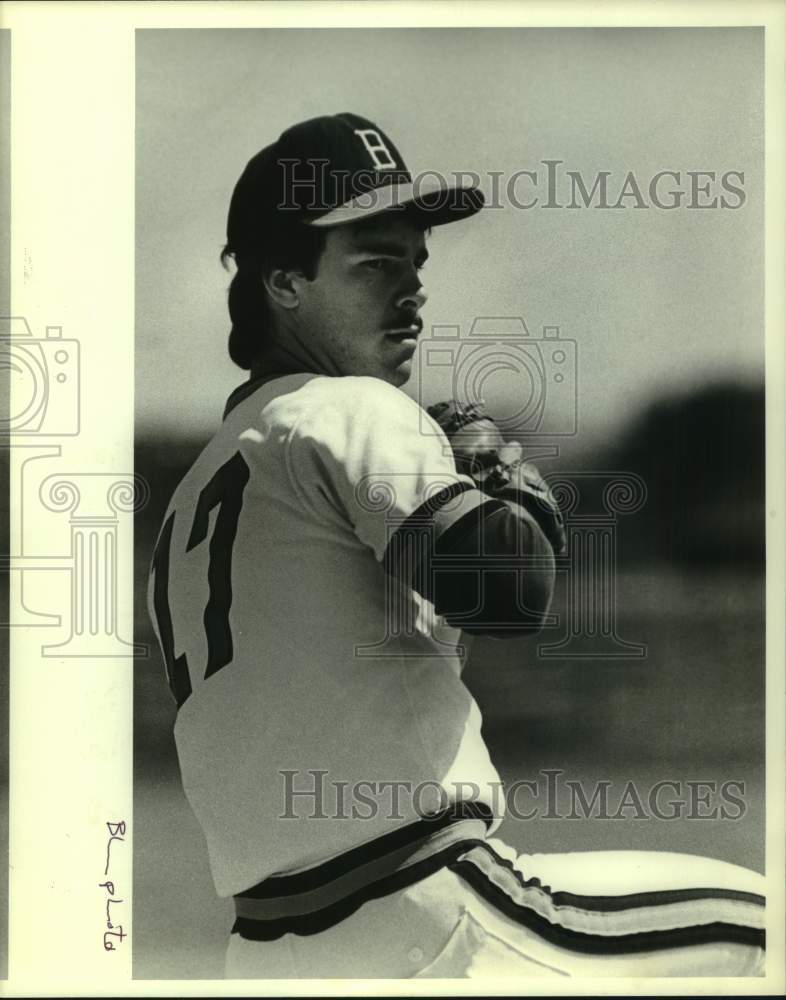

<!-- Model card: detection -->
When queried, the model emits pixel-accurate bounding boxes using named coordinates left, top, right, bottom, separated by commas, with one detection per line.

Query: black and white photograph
left=1, top=1, right=784, bottom=995
left=134, top=21, right=772, bottom=983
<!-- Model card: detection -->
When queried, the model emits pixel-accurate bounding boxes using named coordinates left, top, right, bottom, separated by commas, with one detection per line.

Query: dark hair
left=221, top=221, right=328, bottom=370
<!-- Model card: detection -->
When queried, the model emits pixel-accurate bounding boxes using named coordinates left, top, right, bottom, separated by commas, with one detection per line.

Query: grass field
left=133, top=563, right=764, bottom=980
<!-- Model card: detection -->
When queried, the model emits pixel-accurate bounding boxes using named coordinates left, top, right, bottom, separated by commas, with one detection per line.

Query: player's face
left=294, top=213, right=429, bottom=387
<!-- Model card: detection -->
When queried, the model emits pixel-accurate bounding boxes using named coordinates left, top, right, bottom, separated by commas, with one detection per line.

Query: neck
left=249, top=319, right=328, bottom=382
left=249, top=347, right=313, bottom=383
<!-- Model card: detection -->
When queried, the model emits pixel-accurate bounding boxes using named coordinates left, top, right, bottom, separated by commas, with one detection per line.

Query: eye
left=361, top=258, right=387, bottom=272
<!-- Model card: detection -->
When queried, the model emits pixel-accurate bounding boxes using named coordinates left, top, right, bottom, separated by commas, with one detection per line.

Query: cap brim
left=303, top=178, right=484, bottom=228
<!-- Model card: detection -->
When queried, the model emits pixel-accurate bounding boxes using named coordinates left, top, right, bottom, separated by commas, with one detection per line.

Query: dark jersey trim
left=223, top=375, right=275, bottom=420
left=222, top=372, right=311, bottom=420
left=236, top=801, right=492, bottom=900
left=232, top=838, right=486, bottom=942
left=381, top=483, right=488, bottom=584
left=402, top=480, right=476, bottom=524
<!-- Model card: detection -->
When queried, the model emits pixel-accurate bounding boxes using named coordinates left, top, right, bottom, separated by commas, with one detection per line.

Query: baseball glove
left=427, top=399, right=566, bottom=555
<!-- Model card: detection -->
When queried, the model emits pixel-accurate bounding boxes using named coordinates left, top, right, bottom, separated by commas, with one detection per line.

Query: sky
left=135, top=27, right=764, bottom=448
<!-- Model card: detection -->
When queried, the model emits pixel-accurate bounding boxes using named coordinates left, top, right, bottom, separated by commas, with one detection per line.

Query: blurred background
left=134, top=28, right=764, bottom=979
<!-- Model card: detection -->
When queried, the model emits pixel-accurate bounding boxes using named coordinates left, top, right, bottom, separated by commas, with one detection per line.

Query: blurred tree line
left=134, top=380, right=765, bottom=570
left=601, top=381, right=764, bottom=567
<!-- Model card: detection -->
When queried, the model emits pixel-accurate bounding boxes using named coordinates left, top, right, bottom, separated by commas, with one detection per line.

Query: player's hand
left=426, top=400, right=505, bottom=477
left=427, top=399, right=566, bottom=555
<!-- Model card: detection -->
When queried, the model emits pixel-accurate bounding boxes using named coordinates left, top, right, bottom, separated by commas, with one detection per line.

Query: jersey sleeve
left=283, top=376, right=488, bottom=562
left=282, top=376, right=555, bottom=637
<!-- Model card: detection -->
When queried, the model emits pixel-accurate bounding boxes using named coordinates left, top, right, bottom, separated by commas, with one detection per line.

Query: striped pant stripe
left=449, top=842, right=765, bottom=955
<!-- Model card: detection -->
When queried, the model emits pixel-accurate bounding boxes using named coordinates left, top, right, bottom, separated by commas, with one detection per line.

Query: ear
left=261, top=267, right=304, bottom=311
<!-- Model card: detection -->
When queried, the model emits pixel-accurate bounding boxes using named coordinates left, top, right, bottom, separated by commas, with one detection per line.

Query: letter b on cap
left=354, top=129, right=398, bottom=170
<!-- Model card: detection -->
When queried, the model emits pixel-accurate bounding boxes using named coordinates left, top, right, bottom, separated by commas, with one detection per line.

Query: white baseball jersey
left=148, top=373, right=504, bottom=897
left=149, top=372, right=766, bottom=978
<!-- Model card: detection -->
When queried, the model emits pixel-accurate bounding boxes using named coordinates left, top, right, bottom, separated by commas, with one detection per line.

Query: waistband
left=232, top=802, right=492, bottom=941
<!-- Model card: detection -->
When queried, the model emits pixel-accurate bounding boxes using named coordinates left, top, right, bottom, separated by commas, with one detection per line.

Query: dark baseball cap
left=226, top=112, right=484, bottom=254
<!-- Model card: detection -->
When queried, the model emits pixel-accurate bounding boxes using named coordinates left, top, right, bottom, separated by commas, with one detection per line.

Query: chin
left=386, top=365, right=412, bottom=388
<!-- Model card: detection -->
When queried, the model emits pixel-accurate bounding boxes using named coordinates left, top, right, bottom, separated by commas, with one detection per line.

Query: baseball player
left=148, top=112, right=765, bottom=979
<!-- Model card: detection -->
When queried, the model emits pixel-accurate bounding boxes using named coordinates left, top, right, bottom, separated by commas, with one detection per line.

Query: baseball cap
left=226, top=112, right=484, bottom=254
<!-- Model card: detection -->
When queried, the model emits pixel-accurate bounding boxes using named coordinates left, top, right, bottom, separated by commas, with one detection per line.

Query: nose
left=396, top=270, right=428, bottom=312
